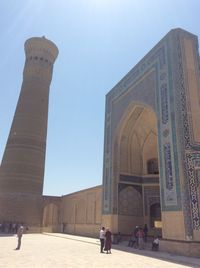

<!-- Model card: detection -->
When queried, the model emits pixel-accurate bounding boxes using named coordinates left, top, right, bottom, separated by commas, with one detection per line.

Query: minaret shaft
left=0, top=37, right=58, bottom=228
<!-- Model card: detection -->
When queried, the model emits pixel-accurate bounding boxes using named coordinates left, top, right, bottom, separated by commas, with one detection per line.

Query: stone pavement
left=0, top=233, right=199, bottom=268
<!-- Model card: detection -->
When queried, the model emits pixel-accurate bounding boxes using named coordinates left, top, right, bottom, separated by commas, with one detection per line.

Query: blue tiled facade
left=102, top=29, right=200, bottom=238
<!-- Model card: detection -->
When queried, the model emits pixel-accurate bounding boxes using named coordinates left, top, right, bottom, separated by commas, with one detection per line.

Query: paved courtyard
left=0, top=233, right=199, bottom=268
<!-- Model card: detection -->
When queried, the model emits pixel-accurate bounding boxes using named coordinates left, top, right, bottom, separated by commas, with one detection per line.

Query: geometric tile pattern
left=118, top=184, right=143, bottom=216
left=102, top=28, right=200, bottom=238
left=144, top=186, right=160, bottom=216
left=174, top=32, right=200, bottom=233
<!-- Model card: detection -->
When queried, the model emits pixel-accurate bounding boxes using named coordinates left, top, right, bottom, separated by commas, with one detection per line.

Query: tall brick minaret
left=0, top=37, right=58, bottom=230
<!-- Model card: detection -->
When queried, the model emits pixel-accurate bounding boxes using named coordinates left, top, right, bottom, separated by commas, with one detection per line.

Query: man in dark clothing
left=134, top=226, right=139, bottom=248
left=143, top=224, right=148, bottom=242
left=15, top=224, right=24, bottom=250
left=128, top=231, right=136, bottom=247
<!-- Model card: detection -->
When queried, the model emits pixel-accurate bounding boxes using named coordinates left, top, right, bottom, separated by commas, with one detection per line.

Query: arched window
left=147, top=158, right=159, bottom=174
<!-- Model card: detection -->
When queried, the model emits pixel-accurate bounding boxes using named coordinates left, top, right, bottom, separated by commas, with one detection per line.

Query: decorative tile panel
left=102, top=28, right=200, bottom=241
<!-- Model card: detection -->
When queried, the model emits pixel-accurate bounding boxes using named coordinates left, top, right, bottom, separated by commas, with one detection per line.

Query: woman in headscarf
left=104, top=228, right=112, bottom=254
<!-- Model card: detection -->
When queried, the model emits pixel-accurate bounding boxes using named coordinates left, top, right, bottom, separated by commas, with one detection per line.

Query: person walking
left=104, top=228, right=112, bottom=254
left=99, top=227, right=105, bottom=253
left=15, top=224, right=24, bottom=250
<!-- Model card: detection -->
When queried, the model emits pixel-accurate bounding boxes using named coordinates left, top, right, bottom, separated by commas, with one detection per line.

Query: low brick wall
left=160, top=239, right=200, bottom=257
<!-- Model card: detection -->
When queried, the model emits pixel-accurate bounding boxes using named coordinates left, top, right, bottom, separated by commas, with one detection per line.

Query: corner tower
left=0, top=37, right=58, bottom=230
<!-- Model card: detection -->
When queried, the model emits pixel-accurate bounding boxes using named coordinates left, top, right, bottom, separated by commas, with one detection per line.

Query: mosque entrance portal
left=102, top=28, right=200, bottom=250
left=114, top=105, right=161, bottom=234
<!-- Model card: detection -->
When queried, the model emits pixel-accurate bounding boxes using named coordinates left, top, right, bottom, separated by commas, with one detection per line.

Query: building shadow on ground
left=112, top=241, right=197, bottom=268
left=43, top=233, right=198, bottom=268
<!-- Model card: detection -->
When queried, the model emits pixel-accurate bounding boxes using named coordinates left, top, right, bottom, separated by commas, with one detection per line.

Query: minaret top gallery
left=0, top=37, right=58, bottom=229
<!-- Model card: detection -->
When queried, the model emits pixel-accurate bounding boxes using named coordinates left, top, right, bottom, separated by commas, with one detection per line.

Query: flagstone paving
left=0, top=233, right=199, bottom=268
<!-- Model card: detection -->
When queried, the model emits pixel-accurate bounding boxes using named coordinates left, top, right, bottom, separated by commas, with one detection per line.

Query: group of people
left=0, top=222, right=25, bottom=250
left=99, top=227, right=112, bottom=254
left=127, top=225, right=146, bottom=250
left=99, top=224, right=159, bottom=253
left=127, top=224, right=159, bottom=251
left=0, top=221, right=20, bottom=234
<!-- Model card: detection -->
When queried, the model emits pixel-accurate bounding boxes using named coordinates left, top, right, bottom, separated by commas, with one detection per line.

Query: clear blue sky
left=0, top=0, right=200, bottom=196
